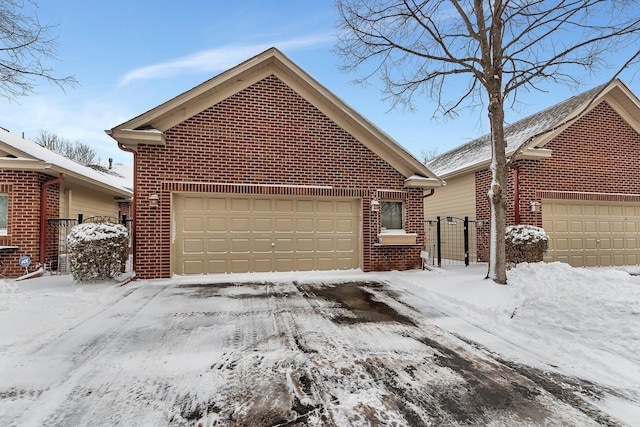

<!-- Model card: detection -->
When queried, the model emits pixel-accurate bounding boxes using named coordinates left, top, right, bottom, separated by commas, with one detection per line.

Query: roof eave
left=404, top=175, right=443, bottom=188
left=107, top=129, right=166, bottom=150
left=0, top=158, right=51, bottom=170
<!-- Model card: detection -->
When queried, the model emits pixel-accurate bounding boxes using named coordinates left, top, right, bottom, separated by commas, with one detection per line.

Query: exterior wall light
left=370, top=198, right=380, bottom=212
left=530, top=201, right=541, bottom=212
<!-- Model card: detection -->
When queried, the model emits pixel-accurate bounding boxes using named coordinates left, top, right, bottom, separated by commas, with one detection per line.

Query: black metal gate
left=424, top=216, right=482, bottom=267
left=47, top=214, right=133, bottom=274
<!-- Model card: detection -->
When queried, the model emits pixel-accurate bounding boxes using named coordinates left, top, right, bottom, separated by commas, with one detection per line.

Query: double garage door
left=542, top=200, right=640, bottom=267
left=173, top=194, right=361, bottom=275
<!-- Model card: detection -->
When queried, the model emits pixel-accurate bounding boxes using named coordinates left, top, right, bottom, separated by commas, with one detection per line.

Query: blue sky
left=2, top=1, right=639, bottom=165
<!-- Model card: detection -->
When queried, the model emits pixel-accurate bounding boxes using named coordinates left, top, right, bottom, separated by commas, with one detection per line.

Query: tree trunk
left=486, top=93, right=508, bottom=284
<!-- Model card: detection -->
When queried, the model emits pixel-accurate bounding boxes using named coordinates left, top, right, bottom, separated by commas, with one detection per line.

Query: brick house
left=425, top=80, right=640, bottom=267
left=107, top=48, right=442, bottom=279
left=0, top=128, right=132, bottom=278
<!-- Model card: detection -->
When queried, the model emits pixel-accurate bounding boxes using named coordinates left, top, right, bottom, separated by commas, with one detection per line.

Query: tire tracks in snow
left=10, top=282, right=173, bottom=426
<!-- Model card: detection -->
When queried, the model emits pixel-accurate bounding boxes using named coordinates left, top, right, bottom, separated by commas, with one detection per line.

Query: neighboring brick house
left=0, top=128, right=132, bottom=278
left=426, top=79, right=640, bottom=267
left=107, top=48, right=442, bottom=279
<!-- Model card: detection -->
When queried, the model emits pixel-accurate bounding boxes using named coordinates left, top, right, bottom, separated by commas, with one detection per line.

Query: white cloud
left=117, top=35, right=333, bottom=87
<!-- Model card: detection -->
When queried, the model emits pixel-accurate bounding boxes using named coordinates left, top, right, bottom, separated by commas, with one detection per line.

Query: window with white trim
left=0, top=194, right=7, bottom=235
left=380, top=200, right=403, bottom=231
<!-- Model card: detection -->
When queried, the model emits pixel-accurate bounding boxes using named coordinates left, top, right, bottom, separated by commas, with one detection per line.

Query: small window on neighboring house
left=381, top=201, right=403, bottom=230
left=0, top=194, right=7, bottom=235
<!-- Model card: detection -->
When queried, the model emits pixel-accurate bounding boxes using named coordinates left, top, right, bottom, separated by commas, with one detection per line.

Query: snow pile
left=507, top=262, right=640, bottom=384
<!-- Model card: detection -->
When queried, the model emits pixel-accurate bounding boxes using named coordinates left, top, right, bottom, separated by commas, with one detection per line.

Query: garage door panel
left=230, top=259, right=250, bottom=273
left=275, top=199, right=294, bottom=213
left=317, top=219, right=334, bottom=233
left=296, top=218, right=314, bottom=232
left=183, top=217, right=204, bottom=232
left=543, top=199, right=640, bottom=267
left=253, top=238, right=273, bottom=253
left=254, top=259, right=272, bottom=272
left=296, top=200, right=313, bottom=213
left=317, top=238, right=335, bottom=252
left=208, top=217, right=227, bottom=232
left=253, top=199, right=272, bottom=212
left=297, top=258, right=314, bottom=271
left=184, top=197, right=206, bottom=211
left=231, top=239, right=250, bottom=253
left=174, top=194, right=361, bottom=274
left=231, top=217, right=250, bottom=232
left=337, top=238, right=355, bottom=252
left=208, top=259, right=228, bottom=274
left=183, top=259, right=204, bottom=275
left=275, top=218, right=294, bottom=232
left=208, top=238, right=227, bottom=254
left=207, top=197, right=227, bottom=211
left=297, top=238, right=314, bottom=252
left=253, top=218, right=272, bottom=232
left=275, top=258, right=294, bottom=271
left=570, top=238, right=583, bottom=250
left=338, top=257, right=356, bottom=269
left=183, top=239, right=204, bottom=254
left=584, top=238, right=598, bottom=250
left=231, top=198, right=250, bottom=212
left=275, top=238, right=294, bottom=252
left=336, top=201, right=355, bottom=214
left=336, top=218, right=355, bottom=232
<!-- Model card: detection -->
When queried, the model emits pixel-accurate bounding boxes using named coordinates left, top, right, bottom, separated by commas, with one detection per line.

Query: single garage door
left=542, top=199, right=640, bottom=267
left=173, top=194, right=361, bottom=274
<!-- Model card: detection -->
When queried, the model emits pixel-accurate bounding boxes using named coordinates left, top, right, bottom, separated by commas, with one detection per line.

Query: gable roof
left=427, top=80, right=640, bottom=178
left=107, top=47, right=442, bottom=188
left=0, top=128, right=132, bottom=197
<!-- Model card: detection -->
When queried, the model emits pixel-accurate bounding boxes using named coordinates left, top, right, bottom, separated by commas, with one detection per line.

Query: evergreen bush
left=505, top=224, right=549, bottom=265
left=68, top=222, right=129, bottom=282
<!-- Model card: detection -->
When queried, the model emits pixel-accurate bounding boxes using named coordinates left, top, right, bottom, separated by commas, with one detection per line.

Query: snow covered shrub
left=68, top=222, right=129, bottom=282
left=505, top=224, right=549, bottom=265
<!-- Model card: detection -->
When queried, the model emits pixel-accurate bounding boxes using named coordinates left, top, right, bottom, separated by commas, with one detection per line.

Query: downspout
left=510, top=164, right=520, bottom=225
left=117, top=142, right=137, bottom=274
left=40, top=173, right=65, bottom=267
left=422, top=188, right=435, bottom=199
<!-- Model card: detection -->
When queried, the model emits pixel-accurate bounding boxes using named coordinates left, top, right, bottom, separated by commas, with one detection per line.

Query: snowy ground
left=0, top=262, right=638, bottom=426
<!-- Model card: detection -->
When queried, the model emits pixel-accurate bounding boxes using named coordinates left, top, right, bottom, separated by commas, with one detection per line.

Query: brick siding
left=475, top=101, right=640, bottom=261
left=133, top=75, right=424, bottom=278
left=0, top=171, right=60, bottom=278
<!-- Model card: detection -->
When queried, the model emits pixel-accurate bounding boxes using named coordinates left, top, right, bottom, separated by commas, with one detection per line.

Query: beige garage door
left=173, top=194, right=361, bottom=274
left=542, top=199, right=640, bottom=267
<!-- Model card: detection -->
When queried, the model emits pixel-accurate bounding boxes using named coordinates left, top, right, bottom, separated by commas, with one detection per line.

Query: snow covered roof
left=0, top=128, right=132, bottom=197
left=427, top=80, right=640, bottom=178
left=108, top=47, right=443, bottom=187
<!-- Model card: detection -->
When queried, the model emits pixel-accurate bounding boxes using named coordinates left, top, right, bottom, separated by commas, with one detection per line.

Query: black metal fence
left=47, top=214, right=132, bottom=274
left=424, top=216, right=483, bottom=267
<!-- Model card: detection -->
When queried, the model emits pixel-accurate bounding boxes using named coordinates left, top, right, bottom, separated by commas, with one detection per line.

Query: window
left=381, top=201, right=403, bottom=230
left=0, top=195, right=7, bottom=235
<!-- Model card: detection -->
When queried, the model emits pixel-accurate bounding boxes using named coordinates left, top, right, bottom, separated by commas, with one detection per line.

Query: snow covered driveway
left=1, top=272, right=623, bottom=426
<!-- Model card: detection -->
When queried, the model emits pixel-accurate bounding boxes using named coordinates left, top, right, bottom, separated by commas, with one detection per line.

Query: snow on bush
left=68, top=222, right=129, bottom=282
left=505, top=224, right=549, bottom=264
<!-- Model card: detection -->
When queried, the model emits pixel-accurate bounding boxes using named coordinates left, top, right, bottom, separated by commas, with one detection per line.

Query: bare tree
left=420, top=146, right=440, bottom=163
left=35, top=130, right=101, bottom=166
left=336, top=0, right=640, bottom=284
left=0, top=0, right=77, bottom=100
